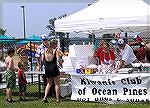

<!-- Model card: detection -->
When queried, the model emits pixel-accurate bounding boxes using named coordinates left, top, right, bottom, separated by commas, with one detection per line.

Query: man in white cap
left=35, top=34, right=49, bottom=71
left=116, top=38, right=137, bottom=70
left=35, top=34, right=50, bottom=93
left=128, top=35, right=143, bottom=47
left=35, top=34, right=56, bottom=97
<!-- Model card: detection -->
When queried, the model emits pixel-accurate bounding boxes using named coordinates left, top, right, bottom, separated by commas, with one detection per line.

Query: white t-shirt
left=120, top=44, right=137, bottom=65
left=0, top=61, right=6, bottom=67
left=0, top=61, right=6, bottom=72
left=35, top=43, right=47, bottom=58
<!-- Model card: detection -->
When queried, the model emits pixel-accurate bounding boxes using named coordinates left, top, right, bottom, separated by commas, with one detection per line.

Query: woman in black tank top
left=43, top=48, right=60, bottom=77
left=42, top=39, right=64, bottom=103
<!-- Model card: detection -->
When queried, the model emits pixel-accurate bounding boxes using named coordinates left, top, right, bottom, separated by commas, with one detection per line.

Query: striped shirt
left=35, top=43, right=48, bottom=58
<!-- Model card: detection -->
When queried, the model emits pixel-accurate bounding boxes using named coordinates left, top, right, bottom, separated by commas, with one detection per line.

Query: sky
left=1, top=0, right=96, bottom=39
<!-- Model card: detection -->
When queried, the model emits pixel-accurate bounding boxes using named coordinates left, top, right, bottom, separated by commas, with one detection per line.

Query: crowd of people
left=1, top=34, right=64, bottom=103
left=94, top=32, right=150, bottom=74
left=1, top=32, right=150, bottom=103
left=2, top=47, right=31, bottom=103
left=35, top=34, right=64, bottom=103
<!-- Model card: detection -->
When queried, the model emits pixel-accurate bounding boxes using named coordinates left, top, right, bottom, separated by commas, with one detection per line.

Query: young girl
left=18, top=62, right=27, bottom=101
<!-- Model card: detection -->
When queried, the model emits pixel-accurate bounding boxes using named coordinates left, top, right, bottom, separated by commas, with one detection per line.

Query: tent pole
left=34, top=42, right=35, bottom=57
left=91, top=30, right=95, bottom=45
left=127, top=27, right=134, bottom=33
left=2, top=42, right=3, bottom=58
left=30, top=40, right=33, bottom=71
left=118, top=28, right=123, bottom=32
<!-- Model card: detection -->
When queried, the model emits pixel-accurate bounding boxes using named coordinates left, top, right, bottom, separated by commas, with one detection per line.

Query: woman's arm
left=110, top=50, right=116, bottom=67
left=18, top=70, right=22, bottom=80
left=56, top=49, right=64, bottom=67
left=117, top=59, right=125, bottom=69
left=56, top=49, right=65, bottom=60
left=109, top=60, right=115, bottom=67
left=41, top=53, right=44, bottom=63
left=57, top=49, right=64, bottom=56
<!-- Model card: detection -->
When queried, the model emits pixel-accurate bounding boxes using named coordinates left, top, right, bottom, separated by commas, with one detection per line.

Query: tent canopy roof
left=17, top=35, right=42, bottom=44
left=0, top=35, right=16, bottom=44
left=55, top=0, right=150, bottom=34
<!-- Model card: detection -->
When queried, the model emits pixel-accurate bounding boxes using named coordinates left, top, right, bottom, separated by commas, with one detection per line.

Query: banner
left=71, top=73, right=150, bottom=103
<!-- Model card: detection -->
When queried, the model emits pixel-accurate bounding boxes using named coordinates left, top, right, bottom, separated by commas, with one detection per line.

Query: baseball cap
left=134, top=35, right=138, bottom=39
left=134, top=35, right=142, bottom=41
left=41, top=34, right=48, bottom=41
left=136, top=37, right=142, bottom=42
left=118, top=39, right=125, bottom=47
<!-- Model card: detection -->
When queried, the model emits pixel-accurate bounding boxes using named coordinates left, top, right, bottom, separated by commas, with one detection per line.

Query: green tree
left=47, top=14, right=67, bottom=37
left=47, top=16, right=69, bottom=51
left=88, top=33, right=95, bottom=44
left=0, top=28, right=6, bottom=35
left=102, top=33, right=114, bottom=43
left=46, top=18, right=56, bottom=37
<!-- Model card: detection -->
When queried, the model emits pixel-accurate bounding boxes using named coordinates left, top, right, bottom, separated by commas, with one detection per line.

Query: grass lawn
left=0, top=83, right=150, bottom=108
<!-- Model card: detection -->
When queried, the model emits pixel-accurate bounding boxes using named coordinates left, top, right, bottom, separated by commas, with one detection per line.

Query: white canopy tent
left=55, top=0, right=150, bottom=34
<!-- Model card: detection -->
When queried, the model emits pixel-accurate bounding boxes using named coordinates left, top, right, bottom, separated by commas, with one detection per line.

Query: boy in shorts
left=18, top=62, right=27, bottom=101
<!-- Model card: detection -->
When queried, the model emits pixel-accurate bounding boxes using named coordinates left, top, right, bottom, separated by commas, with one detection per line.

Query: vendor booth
left=71, top=73, right=150, bottom=103
left=62, top=44, right=150, bottom=103
left=55, top=0, right=150, bottom=103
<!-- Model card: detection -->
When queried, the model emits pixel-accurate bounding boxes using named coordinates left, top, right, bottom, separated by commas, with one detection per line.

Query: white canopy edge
left=55, top=0, right=150, bottom=34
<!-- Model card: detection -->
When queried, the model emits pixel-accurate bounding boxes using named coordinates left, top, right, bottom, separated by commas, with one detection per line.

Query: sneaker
left=8, top=99, right=13, bottom=103
left=5, top=98, right=8, bottom=101
left=19, top=98, right=24, bottom=101
left=43, top=99, right=49, bottom=103
left=56, top=100, right=60, bottom=103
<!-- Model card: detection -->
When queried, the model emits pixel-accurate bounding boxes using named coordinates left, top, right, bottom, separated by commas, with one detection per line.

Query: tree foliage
left=88, top=33, right=95, bottom=44
left=47, top=16, right=70, bottom=51
left=0, top=28, right=6, bottom=35
left=47, top=14, right=67, bottom=37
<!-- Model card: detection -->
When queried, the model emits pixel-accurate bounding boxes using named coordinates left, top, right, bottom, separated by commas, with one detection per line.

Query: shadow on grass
left=12, top=91, right=44, bottom=97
